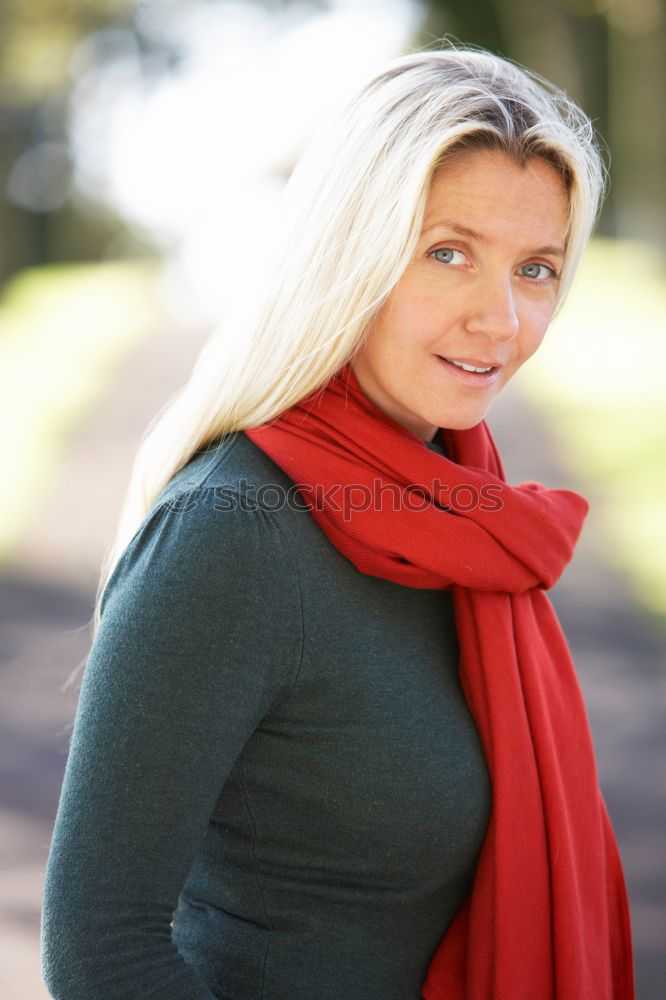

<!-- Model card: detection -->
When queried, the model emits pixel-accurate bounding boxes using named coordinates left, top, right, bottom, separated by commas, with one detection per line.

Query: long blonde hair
left=87, top=43, right=607, bottom=649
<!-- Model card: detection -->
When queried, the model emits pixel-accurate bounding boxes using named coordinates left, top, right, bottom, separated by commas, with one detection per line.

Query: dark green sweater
left=41, top=430, right=491, bottom=1000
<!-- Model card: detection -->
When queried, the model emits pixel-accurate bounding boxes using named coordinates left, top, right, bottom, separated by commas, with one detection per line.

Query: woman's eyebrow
left=421, top=218, right=565, bottom=257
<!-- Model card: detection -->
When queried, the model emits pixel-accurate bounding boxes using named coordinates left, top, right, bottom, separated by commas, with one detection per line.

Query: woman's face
left=351, top=147, right=570, bottom=441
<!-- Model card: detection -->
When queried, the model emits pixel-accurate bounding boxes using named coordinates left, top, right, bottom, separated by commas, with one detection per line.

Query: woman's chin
left=437, top=409, right=491, bottom=431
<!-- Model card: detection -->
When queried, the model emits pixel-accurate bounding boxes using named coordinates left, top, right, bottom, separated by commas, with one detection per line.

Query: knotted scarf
left=245, top=362, right=634, bottom=1000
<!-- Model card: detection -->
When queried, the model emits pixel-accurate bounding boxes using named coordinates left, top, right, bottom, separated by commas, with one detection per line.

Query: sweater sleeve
left=40, top=488, right=303, bottom=1000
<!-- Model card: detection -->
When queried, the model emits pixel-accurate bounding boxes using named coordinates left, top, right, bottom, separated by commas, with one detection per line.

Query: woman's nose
left=464, top=276, right=519, bottom=343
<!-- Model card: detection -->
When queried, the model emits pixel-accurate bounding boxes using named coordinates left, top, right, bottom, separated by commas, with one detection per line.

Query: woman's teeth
left=448, top=359, right=493, bottom=373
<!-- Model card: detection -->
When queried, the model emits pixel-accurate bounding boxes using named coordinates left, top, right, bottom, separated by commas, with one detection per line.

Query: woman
left=41, top=45, right=634, bottom=999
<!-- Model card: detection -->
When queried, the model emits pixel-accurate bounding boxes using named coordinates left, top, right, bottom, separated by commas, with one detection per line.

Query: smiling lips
left=440, top=355, right=503, bottom=372
left=436, top=355, right=503, bottom=384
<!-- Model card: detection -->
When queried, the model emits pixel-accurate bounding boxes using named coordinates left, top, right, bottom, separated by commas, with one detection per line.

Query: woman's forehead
left=422, top=149, right=569, bottom=248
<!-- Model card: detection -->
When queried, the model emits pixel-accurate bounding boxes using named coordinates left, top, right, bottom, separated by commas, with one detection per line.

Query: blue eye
left=430, top=247, right=465, bottom=264
left=522, top=262, right=556, bottom=281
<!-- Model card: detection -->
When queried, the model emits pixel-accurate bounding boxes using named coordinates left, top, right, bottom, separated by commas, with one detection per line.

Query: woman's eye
left=430, top=247, right=465, bottom=265
left=521, top=262, right=555, bottom=281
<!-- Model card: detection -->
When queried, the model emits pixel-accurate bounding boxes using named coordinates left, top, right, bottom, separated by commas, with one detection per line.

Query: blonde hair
left=84, top=43, right=607, bottom=654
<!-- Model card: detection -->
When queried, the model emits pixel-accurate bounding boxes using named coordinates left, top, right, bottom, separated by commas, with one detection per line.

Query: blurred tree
left=605, top=0, right=666, bottom=248
left=0, top=0, right=135, bottom=104
left=419, top=0, right=507, bottom=53
left=0, top=0, right=662, bottom=289
left=0, top=0, right=143, bottom=286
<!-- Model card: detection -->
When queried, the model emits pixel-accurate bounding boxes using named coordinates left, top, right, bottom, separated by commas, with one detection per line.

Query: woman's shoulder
left=157, top=430, right=301, bottom=507
left=101, top=432, right=304, bottom=619
left=152, top=428, right=321, bottom=549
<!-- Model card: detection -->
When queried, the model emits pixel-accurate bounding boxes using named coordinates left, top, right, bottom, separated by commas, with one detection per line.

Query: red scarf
left=245, top=362, right=634, bottom=999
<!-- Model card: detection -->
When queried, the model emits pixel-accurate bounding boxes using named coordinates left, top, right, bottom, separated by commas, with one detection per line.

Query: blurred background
left=0, top=1, right=664, bottom=997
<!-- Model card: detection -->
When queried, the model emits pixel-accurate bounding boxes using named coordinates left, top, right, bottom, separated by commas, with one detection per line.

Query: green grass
left=514, top=237, right=666, bottom=618
left=0, top=259, right=162, bottom=561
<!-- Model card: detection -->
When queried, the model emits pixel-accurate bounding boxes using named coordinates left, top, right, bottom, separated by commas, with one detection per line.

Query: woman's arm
left=40, top=487, right=302, bottom=1000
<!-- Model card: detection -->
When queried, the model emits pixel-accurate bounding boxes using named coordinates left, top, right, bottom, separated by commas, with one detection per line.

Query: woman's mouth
left=435, top=355, right=502, bottom=385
